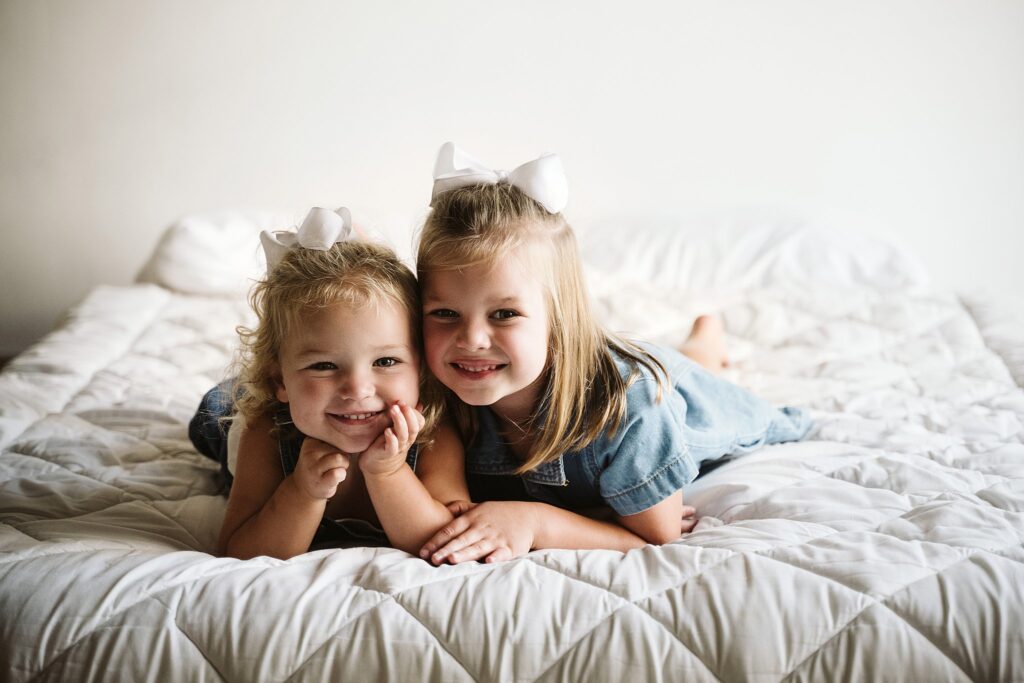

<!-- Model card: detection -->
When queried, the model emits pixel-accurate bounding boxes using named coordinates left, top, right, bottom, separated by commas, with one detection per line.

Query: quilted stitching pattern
left=1, top=281, right=1022, bottom=682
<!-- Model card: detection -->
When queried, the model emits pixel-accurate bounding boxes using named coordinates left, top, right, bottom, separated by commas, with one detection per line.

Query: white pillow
left=137, top=209, right=421, bottom=296
left=139, top=209, right=930, bottom=298
left=136, top=210, right=292, bottom=296
left=578, top=214, right=930, bottom=295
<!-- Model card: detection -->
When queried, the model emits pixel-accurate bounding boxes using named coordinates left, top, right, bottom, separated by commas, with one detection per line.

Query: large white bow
left=260, top=207, right=355, bottom=271
left=430, top=142, right=569, bottom=213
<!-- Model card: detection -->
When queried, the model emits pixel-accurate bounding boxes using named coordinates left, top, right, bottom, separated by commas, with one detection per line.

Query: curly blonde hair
left=417, top=184, right=665, bottom=474
left=234, top=239, right=444, bottom=441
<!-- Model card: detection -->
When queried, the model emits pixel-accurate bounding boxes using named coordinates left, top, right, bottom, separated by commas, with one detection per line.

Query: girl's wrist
left=518, top=501, right=544, bottom=548
left=360, top=459, right=409, bottom=480
left=282, top=474, right=330, bottom=508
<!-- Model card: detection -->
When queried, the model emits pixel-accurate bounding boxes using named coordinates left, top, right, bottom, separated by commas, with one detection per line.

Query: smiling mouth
left=454, top=363, right=503, bottom=372
left=328, top=410, right=383, bottom=425
left=450, top=362, right=507, bottom=378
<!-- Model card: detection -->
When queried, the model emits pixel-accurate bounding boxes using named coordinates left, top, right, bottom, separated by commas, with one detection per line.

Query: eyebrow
left=423, top=295, right=522, bottom=306
left=292, top=343, right=414, bottom=358
left=371, top=344, right=415, bottom=354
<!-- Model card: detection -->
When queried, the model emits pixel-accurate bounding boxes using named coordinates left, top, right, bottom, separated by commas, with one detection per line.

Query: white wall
left=2, top=0, right=1022, bottom=356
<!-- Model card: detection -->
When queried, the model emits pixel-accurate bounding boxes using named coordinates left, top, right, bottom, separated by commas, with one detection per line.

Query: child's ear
left=272, top=363, right=289, bottom=404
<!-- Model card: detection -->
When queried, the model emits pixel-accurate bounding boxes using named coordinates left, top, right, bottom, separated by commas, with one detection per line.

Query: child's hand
left=419, top=501, right=535, bottom=565
left=445, top=500, right=477, bottom=516
left=359, top=401, right=424, bottom=477
left=292, top=437, right=351, bottom=500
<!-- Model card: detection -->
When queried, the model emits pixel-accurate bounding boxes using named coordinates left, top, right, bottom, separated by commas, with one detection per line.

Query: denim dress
left=189, top=380, right=418, bottom=548
left=462, top=343, right=813, bottom=516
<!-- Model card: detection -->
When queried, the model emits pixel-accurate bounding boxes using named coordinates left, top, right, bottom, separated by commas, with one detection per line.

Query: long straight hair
left=417, top=184, right=665, bottom=473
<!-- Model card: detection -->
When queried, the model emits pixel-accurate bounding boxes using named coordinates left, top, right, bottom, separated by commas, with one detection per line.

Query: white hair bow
left=430, top=142, right=569, bottom=213
left=260, top=206, right=355, bottom=270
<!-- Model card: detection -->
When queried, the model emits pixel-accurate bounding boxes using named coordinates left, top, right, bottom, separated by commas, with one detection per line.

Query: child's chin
left=333, top=436, right=374, bottom=455
left=300, top=428, right=374, bottom=455
left=453, top=390, right=498, bottom=406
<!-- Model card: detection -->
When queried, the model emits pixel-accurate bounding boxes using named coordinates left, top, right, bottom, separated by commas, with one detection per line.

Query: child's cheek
left=423, top=343, right=445, bottom=377
left=426, top=355, right=444, bottom=379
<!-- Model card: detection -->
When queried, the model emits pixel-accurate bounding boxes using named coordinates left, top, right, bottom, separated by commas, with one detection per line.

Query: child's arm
left=218, top=413, right=349, bottom=560
left=410, top=419, right=471, bottom=508
left=420, top=500, right=644, bottom=564
left=614, top=491, right=689, bottom=545
left=360, top=402, right=470, bottom=554
left=420, top=493, right=697, bottom=564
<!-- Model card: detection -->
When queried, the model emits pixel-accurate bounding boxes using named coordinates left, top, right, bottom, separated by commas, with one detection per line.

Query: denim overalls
left=461, top=343, right=812, bottom=516
left=189, top=380, right=418, bottom=548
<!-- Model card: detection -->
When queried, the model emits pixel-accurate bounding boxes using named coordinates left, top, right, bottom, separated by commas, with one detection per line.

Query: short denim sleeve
left=594, top=376, right=700, bottom=516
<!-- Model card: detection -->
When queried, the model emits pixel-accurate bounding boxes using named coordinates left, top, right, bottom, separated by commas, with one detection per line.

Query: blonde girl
left=415, top=144, right=812, bottom=564
left=190, top=207, right=468, bottom=559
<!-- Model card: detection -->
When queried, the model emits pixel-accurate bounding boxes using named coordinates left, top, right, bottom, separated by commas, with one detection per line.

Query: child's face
left=422, top=253, right=550, bottom=422
left=274, top=299, right=420, bottom=454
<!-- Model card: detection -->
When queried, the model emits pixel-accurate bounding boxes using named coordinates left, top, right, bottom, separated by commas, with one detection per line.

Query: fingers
left=423, top=516, right=518, bottom=565
left=308, top=442, right=350, bottom=487
left=401, top=401, right=424, bottom=434
left=419, top=502, right=524, bottom=565
left=290, top=437, right=351, bottom=499
left=429, top=527, right=485, bottom=564
left=445, top=500, right=477, bottom=516
left=302, top=437, right=350, bottom=468
left=429, top=527, right=507, bottom=565
left=315, top=451, right=350, bottom=476
left=383, top=426, right=399, bottom=454
left=391, top=401, right=424, bottom=447
left=441, top=538, right=502, bottom=565
left=484, top=546, right=512, bottom=564
left=681, top=505, right=696, bottom=518
left=390, top=403, right=409, bottom=447
left=419, top=516, right=471, bottom=561
left=314, top=451, right=349, bottom=494
left=381, top=401, right=423, bottom=457
left=321, top=464, right=347, bottom=487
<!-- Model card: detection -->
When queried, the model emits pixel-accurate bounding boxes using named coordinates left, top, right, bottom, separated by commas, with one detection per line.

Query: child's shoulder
left=596, top=341, right=687, bottom=426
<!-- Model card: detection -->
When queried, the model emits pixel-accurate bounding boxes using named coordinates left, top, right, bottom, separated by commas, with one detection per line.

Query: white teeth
left=338, top=412, right=377, bottom=420
left=456, top=363, right=500, bottom=372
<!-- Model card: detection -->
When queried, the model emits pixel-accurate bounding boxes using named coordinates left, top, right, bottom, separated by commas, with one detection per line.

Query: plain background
left=2, top=1, right=1022, bottom=357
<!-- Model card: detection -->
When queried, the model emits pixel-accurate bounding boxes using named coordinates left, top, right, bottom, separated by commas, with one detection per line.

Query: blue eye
left=374, top=357, right=399, bottom=368
left=307, top=361, right=336, bottom=371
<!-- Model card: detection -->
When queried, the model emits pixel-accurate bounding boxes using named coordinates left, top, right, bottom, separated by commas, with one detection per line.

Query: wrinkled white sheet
left=1, top=219, right=1022, bottom=682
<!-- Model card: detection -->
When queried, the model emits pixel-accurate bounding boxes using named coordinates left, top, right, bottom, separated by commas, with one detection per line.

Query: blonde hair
left=235, top=239, right=444, bottom=441
left=417, top=184, right=665, bottom=474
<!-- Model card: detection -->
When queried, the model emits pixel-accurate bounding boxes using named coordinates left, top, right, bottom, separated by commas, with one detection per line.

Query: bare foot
left=681, top=504, right=698, bottom=534
left=678, top=315, right=730, bottom=374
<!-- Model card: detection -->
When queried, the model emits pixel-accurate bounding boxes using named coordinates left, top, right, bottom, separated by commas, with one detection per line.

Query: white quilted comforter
left=1, top=215, right=1022, bottom=682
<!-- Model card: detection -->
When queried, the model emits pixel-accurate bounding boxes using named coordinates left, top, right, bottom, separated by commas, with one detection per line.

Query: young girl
left=415, top=144, right=812, bottom=565
left=189, top=207, right=468, bottom=560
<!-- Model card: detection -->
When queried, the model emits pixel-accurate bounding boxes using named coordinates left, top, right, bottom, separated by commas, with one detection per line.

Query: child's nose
left=456, top=318, right=490, bottom=350
left=338, top=370, right=374, bottom=400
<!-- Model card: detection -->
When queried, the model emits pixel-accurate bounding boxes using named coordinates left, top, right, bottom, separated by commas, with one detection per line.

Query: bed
left=2, top=210, right=1022, bottom=682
